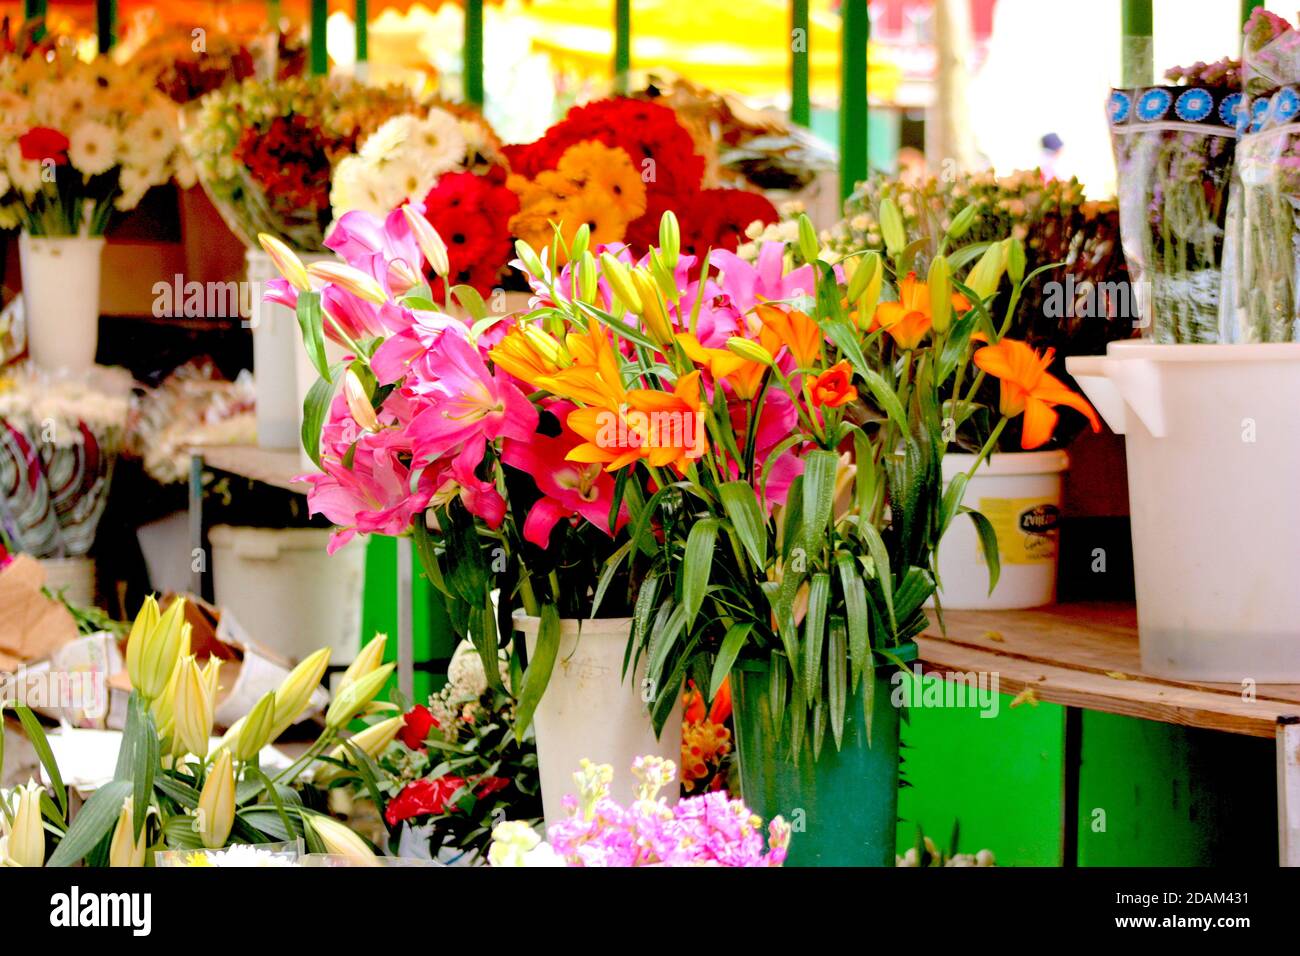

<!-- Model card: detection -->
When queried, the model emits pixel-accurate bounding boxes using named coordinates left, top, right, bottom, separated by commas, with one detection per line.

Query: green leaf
left=154, top=774, right=200, bottom=809
left=591, top=539, right=633, bottom=618
left=963, top=507, right=1001, bottom=595
left=860, top=523, right=896, bottom=634
left=514, top=605, right=561, bottom=742
left=628, top=572, right=661, bottom=680
left=651, top=637, right=698, bottom=736
left=801, top=448, right=839, bottom=550
left=295, top=290, right=330, bottom=381
left=940, top=472, right=970, bottom=538
left=709, top=622, right=753, bottom=699
left=301, top=362, right=342, bottom=468
left=15, top=705, right=65, bottom=818
left=411, top=514, right=453, bottom=598
left=131, top=705, right=158, bottom=842
left=47, top=779, right=131, bottom=866
left=718, top=481, right=768, bottom=568
left=767, top=652, right=789, bottom=740
left=681, top=518, right=719, bottom=629
left=827, top=618, right=847, bottom=750
left=837, top=553, right=871, bottom=688
left=802, top=573, right=830, bottom=704
left=647, top=601, right=687, bottom=690
left=450, top=284, right=488, bottom=321
left=945, top=241, right=992, bottom=272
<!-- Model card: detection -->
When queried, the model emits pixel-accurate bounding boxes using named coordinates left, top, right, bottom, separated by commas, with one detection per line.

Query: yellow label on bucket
left=977, top=497, right=1061, bottom=565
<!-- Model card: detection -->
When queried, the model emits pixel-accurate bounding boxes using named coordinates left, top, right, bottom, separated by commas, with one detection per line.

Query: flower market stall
left=0, top=2, right=1295, bottom=923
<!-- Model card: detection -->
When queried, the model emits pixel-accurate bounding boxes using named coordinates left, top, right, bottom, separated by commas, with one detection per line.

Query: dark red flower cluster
left=19, top=127, right=69, bottom=165
left=233, top=114, right=334, bottom=214
left=384, top=774, right=512, bottom=825
left=686, top=188, right=780, bottom=256
left=421, top=167, right=519, bottom=295
left=398, top=704, right=438, bottom=750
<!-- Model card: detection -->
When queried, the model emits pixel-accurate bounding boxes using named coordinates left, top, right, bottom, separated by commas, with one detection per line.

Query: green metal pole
left=1242, top=0, right=1263, bottom=25
left=269, top=0, right=282, bottom=28
left=1120, top=0, right=1153, bottom=88
left=465, top=0, right=485, bottom=106
left=614, top=0, right=631, bottom=95
left=356, top=0, right=369, bottom=67
left=840, top=0, right=868, bottom=200
left=791, top=0, right=810, bottom=127
left=96, top=0, right=116, bottom=53
left=310, top=0, right=328, bottom=76
left=24, top=0, right=46, bottom=42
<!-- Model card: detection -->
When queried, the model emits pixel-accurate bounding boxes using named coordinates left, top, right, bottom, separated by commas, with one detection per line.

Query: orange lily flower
left=723, top=325, right=781, bottom=401
left=537, top=322, right=626, bottom=409
left=871, top=272, right=971, bottom=350
left=564, top=371, right=710, bottom=475
left=755, top=303, right=823, bottom=369
left=808, top=360, right=858, bottom=409
left=489, top=328, right=565, bottom=389
left=972, top=338, right=1102, bottom=449
left=708, top=675, right=732, bottom=724
left=675, top=332, right=745, bottom=379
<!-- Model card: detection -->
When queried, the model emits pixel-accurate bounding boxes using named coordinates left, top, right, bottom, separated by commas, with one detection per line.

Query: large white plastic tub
left=209, top=525, right=364, bottom=666
left=514, top=612, right=682, bottom=828
left=937, top=450, right=1068, bottom=610
left=1068, top=342, right=1300, bottom=682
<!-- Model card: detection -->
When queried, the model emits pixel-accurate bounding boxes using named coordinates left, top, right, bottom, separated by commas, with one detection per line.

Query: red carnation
left=19, top=127, right=69, bottom=165
left=398, top=704, right=437, bottom=750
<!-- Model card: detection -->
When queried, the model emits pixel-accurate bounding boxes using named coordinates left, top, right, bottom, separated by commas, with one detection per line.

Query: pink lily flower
left=303, top=445, right=434, bottom=554
left=325, top=205, right=424, bottom=296
left=710, top=243, right=817, bottom=314
left=429, top=438, right=507, bottom=528
left=501, top=402, right=629, bottom=546
left=405, top=331, right=538, bottom=466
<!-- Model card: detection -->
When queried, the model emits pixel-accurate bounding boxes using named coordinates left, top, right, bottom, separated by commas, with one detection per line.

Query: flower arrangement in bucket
left=825, top=173, right=1114, bottom=608
left=258, top=200, right=1091, bottom=859
left=0, top=599, right=396, bottom=866
left=0, top=47, right=191, bottom=371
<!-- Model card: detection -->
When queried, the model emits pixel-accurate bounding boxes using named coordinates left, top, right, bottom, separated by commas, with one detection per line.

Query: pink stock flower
left=501, top=402, right=629, bottom=546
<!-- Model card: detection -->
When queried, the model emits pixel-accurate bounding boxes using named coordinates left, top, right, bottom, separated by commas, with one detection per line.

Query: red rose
left=398, top=704, right=437, bottom=750
left=384, top=776, right=465, bottom=825
left=19, top=127, right=69, bottom=165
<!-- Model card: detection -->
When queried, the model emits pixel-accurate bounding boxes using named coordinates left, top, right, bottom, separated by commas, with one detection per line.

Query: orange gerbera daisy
left=972, top=338, right=1101, bottom=449
left=871, top=271, right=971, bottom=350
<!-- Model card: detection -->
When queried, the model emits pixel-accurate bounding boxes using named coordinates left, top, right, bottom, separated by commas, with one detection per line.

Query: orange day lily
left=675, top=332, right=745, bottom=380
left=972, top=338, right=1101, bottom=449
left=535, top=321, right=626, bottom=409
left=871, top=271, right=971, bottom=350
left=489, top=327, right=567, bottom=390
left=808, top=361, right=858, bottom=409
left=755, top=304, right=823, bottom=369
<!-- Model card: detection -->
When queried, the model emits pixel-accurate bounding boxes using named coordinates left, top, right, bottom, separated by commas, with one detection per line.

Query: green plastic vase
left=732, top=642, right=918, bottom=867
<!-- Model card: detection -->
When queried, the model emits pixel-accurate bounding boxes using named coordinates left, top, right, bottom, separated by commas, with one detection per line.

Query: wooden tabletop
left=191, top=445, right=310, bottom=494
left=918, top=603, right=1300, bottom=739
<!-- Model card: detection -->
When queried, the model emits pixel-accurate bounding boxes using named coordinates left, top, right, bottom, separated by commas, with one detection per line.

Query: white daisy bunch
left=0, top=48, right=187, bottom=235
left=329, top=108, right=468, bottom=223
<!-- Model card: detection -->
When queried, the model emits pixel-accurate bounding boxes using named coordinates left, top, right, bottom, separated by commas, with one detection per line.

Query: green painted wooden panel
left=897, top=684, right=1066, bottom=866
left=360, top=536, right=455, bottom=703
left=1075, top=711, right=1275, bottom=866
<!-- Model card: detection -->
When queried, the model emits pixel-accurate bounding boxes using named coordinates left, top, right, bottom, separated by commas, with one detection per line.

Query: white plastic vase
left=514, top=612, right=682, bottom=828
left=246, top=249, right=337, bottom=451
left=1068, top=341, right=1300, bottom=682
left=208, top=525, right=364, bottom=666
left=936, top=450, right=1068, bottom=610
left=19, top=233, right=105, bottom=374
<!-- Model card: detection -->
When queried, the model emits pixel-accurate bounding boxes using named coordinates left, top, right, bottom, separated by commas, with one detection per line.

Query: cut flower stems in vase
left=261, top=200, right=1094, bottom=865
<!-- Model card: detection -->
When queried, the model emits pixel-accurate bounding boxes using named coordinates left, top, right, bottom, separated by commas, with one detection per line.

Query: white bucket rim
left=1108, top=340, right=1300, bottom=362
left=942, top=449, right=1069, bottom=477
left=511, top=610, right=632, bottom=638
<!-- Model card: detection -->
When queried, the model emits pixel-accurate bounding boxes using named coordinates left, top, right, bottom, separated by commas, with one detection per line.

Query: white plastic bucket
left=19, top=233, right=104, bottom=375
left=936, top=450, right=1068, bottom=610
left=136, top=510, right=192, bottom=595
left=208, top=525, right=364, bottom=666
left=1068, top=341, right=1300, bottom=681
left=514, top=612, right=682, bottom=828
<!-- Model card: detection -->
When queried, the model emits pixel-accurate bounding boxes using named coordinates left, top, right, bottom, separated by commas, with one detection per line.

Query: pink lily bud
left=308, top=261, right=389, bottom=305
left=258, top=234, right=312, bottom=292
left=401, top=204, right=450, bottom=278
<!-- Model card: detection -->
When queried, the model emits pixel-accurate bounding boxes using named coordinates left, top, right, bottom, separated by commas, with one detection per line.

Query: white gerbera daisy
left=330, top=155, right=391, bottom=219
left=389, top=152, right=439, bottom=206
left=125, top=109, right=177, bottom=166
left=67, top=120, right=117, bottom=177
left=412, top=110, right=466, bottom=175
left=58, top=76, right=99, bottom=127
left=114, top=165, right=152, bottom=211
left=358, top=115, right=416, bottom=168
left=4, top=143, right=42, bottom=195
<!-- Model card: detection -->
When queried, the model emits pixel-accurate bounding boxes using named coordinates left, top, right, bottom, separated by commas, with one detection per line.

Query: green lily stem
left=965, top=416, right=1009, bottom=479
